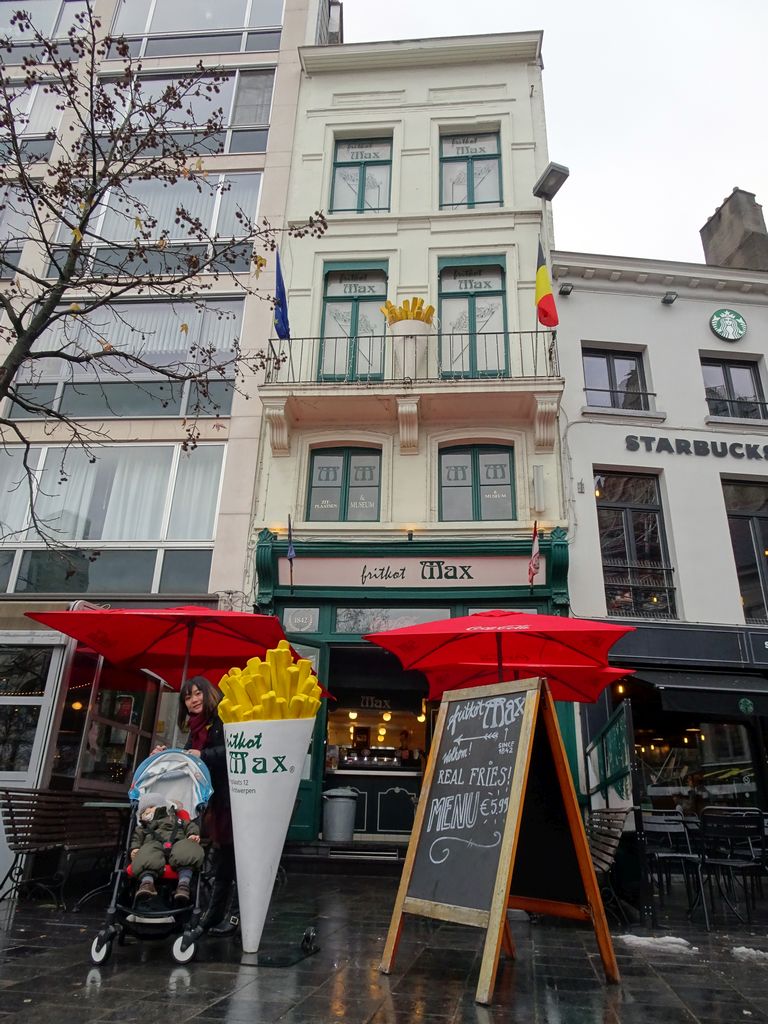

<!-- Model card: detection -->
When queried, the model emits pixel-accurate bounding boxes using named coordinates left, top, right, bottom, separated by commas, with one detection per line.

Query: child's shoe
left=136, top=876, right=157, bottom=899
left=174, top=879, right=191, bottom=904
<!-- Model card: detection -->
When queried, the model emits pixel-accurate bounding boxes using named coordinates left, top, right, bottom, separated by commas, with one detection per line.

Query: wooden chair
left=642, top=809, right=709, bottom=930
left=0, top=789, right=124, bottom=909
left=585, top=807, right=632, bottom=925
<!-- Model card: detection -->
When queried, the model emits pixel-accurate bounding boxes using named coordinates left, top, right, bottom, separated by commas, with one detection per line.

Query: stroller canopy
left=129, top=750, right=213, bottom=815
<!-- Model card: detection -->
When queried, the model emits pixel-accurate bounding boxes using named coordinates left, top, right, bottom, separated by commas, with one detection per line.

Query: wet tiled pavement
left=2, top=874, right=768, bottom=1022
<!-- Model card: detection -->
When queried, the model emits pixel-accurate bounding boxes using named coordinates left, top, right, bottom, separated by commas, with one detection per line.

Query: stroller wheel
left=172, top=935, right=196, bottom=964
left=301, top=927, right=317, bottom=954
left=90, top=935, right=113, bottom=965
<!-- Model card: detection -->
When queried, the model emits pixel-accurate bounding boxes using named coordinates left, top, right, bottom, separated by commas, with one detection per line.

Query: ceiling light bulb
left=417, top=713, right=426, bottom=723
left=348, top=711, right=358, bottom=720
left=382, top=711, right=391, bottom=722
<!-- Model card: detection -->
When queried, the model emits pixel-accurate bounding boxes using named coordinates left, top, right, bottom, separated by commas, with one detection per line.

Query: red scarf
left=187, top=712, right=210, bottom=752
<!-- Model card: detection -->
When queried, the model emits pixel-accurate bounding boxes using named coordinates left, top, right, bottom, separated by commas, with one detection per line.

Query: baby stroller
left=90, top=749, right=213, bottom=965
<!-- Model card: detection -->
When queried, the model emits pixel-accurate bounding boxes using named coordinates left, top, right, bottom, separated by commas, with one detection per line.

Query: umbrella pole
left=181, top=623, right=193, bottom=688
left=496, top=633, right=503, bottom=684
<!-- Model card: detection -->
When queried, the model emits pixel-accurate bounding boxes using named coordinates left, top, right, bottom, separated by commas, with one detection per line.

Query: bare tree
left=0, top=4, right=324, bottom=545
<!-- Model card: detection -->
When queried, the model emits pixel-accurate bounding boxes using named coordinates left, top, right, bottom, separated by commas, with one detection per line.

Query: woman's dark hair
left=177, top=675, right=222, bottom=730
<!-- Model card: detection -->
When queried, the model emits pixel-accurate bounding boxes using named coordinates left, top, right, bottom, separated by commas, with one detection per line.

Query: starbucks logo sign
left=710, top=308, right=747, bottom=341
left=738, top=697, right=755, bottom=715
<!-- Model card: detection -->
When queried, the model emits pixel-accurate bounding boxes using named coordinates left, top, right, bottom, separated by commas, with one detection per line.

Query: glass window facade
left=320, top=268, right=387, bottom=380
left=306, top=448, right=381, bottom=523
left=439, top=445, right=515, bottom=522
left=331, top=140, right=392, bottom=213
left=439, top=133, right=501, bottom=210
left=595, top=471, right=676, bottom=618
left=582, top=348, right=649, bottom=410
left=438, top=263, right=508, bottom=378
left=702, top=359, right=767, bottom=419
left=724, top=481, right=768, bottom=624
left=0, top=444, right=224, bottom=594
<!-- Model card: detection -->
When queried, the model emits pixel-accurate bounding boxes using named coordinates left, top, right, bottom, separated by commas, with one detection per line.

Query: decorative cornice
left=300, top=32, right=542, bottom=74
left=552, top=249, right=768, bottom=297
left=396, top=396, right=420, bottom=454
left=534, top=393, right=560, bottom=451
left=263, top=399, right=290, bottom=456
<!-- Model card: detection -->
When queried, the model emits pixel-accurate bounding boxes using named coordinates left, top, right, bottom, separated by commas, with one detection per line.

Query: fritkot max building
left=554, top=188, right=768, bottom=814
left=0, top=0, right=341, bottom=881
left=251, top=30, right=572, bottom=850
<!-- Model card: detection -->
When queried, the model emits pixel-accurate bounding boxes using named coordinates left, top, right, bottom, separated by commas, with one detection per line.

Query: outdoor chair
left=641, top=809, right=709, bottom=931
left=700, top=806, right=765, bottom=923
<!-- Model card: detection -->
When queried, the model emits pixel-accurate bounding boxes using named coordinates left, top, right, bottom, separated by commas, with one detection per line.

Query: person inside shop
left=152, top=675, right=238, bottom=936
left=678, top=771, right=710, bottom=817
left=398, top=729, right=421, bottom=767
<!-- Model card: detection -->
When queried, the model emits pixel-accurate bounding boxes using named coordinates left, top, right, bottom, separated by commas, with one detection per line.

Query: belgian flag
left=535, top=240, right=558, bottom=328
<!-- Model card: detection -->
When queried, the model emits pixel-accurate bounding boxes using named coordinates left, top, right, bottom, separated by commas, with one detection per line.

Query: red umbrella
left=364, top=609, right=634, bottom=703
left=423, top=662, right=634, bottom=703
left=26, top=605, right=293, bottom=689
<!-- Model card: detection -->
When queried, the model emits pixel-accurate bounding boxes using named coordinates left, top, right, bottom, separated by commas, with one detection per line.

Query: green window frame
left=306, top=447, right=382, bottom=523
left=439, top=445, right=516, bottom=522
left=438, top=258, right=509, bottom=378
left=439, top=132, right=501, bottom=210
left=330, top=139, right=392, bottom=213
left=319, top=263, right=388, bottom=381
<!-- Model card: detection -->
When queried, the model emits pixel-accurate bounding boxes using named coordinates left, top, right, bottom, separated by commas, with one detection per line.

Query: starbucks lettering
left=625, top=434, right=768, bottom=460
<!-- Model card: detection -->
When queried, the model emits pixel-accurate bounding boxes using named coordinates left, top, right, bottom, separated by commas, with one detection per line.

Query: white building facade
left=555, top=243, right=768, bottom=811
left=252, top=32, right=573, bottom=843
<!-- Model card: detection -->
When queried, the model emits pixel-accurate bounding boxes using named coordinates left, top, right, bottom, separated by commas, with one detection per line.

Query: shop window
left=595, top=471, right=676, bottom=619
left=0, top=644, right=55, bottom=775
left=0, top=443, right=223, bottom=595
left=702, top=359, right=767, bottom=419
left=439, top=445, right=515, bottom=522
left=724, top=480, right=768, bottom=624
left=335, top=607, right=448, bottom=634
left=582, top=348, right=650, bottom=410
left=320, top=267, right=387, bottom=380
left=439, top=132, right=501, bottom=210
left=330, top=139, right=392, bottom=213
left=438, top=262, right=508, bottom=378
left=112, top=0, right=282, bottom=58
left=306, top=448, right=381, bottom=523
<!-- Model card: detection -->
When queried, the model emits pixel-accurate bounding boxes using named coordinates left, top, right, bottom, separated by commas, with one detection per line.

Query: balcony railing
left=583, top=387, right=655, bottom=412
left=264, top=331, right=559, bottom=386
left=602, top=559, right=677, bottom=619
left=705, top=386, right=768, bottom=420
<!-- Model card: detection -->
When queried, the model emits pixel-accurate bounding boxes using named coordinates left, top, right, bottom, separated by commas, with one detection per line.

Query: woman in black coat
left=157, top=675, right=238, bottom=934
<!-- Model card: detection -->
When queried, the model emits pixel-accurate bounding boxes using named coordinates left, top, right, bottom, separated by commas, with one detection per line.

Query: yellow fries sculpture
left=217, top=639, right=322, bottom=722
left=380, top=297, right=435, bottom=326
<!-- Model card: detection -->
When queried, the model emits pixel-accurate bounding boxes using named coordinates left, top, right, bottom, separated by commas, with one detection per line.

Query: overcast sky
left=341, top=0, right=768, bottom=266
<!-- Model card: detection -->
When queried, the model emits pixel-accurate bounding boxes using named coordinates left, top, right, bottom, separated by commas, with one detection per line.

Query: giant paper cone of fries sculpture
left=218, top=640, right=322, bottom=953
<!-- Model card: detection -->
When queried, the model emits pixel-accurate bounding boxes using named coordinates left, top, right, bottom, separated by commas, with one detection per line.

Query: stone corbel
left=396, top=396, right=420, bottom=454
left=533, top=392, right=560, bottom=451
left=263, top=398, right=290, bottom=456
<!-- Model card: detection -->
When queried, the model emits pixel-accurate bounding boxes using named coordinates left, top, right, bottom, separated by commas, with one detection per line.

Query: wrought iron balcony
left=705, top=386, right=768, bottom=420
left=263, top=331, right=559, bottom=386
left=602, top=559, right=677, bottom=620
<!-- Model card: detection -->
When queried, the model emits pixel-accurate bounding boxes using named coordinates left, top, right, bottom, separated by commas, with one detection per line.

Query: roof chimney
left=700, top=188, right=768, bottom=271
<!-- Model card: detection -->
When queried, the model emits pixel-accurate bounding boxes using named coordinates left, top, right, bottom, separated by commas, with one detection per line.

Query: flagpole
left=287, top=513, right=295, bottom=596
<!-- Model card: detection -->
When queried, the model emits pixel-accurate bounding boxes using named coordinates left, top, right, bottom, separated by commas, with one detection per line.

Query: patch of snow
left=619, top=934, right=698, bottom=954
left=732, top=946, right=768, bottom=962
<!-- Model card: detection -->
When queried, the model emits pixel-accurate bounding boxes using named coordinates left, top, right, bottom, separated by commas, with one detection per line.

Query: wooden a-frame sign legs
left=380, top=678, right=619, bottom=1005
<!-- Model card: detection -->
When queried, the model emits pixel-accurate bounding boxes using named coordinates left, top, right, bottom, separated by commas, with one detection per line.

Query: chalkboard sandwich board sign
left=380, top=678, right=619, bottom=1005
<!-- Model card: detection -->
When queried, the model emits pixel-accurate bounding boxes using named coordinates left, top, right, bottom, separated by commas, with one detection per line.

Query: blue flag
left=274, top=249, right=291, bottom=341
left=287, top=513, right=296, bottom=563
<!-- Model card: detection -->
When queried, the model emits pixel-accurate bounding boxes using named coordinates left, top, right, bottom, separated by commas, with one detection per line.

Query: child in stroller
left=90, top=749, right=213, bottom=965
left=131, top=793, right=204, bottom=903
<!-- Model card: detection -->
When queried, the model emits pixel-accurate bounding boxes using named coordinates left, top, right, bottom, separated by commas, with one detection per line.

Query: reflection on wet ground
left=2, top=873, right=768, bottom=1022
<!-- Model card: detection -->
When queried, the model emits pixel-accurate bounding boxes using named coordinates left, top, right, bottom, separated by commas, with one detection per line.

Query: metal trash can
left=322, top=787, right=357, bottom=842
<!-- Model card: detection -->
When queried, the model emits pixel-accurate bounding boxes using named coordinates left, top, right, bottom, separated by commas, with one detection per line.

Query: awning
left=633, top=669, right=768, bottom=694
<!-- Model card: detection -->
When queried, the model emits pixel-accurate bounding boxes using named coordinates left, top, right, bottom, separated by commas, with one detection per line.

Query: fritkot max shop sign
left=276, top=555, right=542, bottom=589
